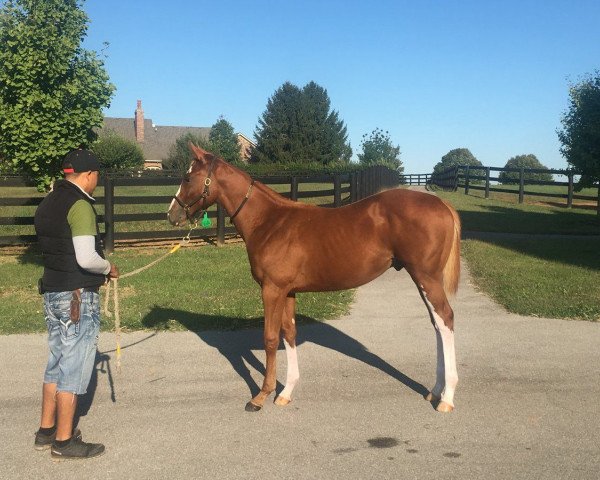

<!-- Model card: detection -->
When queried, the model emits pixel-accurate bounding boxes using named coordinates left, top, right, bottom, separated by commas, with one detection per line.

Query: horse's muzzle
left=167, top=202, right=187, bottom=227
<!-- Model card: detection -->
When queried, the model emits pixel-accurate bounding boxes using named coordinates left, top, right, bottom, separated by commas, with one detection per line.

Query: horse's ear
left=188, top=142, right=209, bottom=161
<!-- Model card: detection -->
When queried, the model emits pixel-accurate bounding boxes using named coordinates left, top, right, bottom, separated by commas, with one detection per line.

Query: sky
left=83, top=0, right=600, bottom=174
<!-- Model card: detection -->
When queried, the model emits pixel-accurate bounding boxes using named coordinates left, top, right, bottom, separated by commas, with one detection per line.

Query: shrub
left=163, top=132, right=210, bottom=173
left=499, top=154, right=553, bottom=184
left=94, top=131, right=144, bottom=171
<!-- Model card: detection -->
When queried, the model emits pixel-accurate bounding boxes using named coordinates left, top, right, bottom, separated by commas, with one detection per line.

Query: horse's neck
left=215, top=163, right=284, bottom=237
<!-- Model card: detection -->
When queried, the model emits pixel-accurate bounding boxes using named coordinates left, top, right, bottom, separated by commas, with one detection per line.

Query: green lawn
left=457, top=182, right=598, bottom=211
left=436, top=190, right=600, bottom=321
left=1, top=186, right=598, bottom=336
left=436, top=190, right=600, bottom=235
left=0, top=243, right=353, bottom=335
left=462, top=237, right=600, bottom=320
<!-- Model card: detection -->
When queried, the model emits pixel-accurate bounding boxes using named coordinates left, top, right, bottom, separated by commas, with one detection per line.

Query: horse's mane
left=219, top=158, right=319, bottom=210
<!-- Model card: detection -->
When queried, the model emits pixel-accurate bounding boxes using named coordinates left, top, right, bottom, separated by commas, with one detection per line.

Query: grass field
left=462, top=237, right=600, bottom=320
left=437, top=190, right=600, bottom=321
left=1, top=185, right=598, bottom=335
left=436, top=190, right=600, bottom=235
left=0, top=243, right=353, bottom=335
left=464, top=183, right=598, bottom=210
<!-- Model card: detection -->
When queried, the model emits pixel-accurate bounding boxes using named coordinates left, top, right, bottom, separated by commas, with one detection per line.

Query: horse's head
left=167, top=144, right=219, bottom=226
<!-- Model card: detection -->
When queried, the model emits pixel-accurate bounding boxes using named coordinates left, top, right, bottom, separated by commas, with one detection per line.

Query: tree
left=252, top=81, right=352, bottom=164
left=498, top=154, right=553, bottom=184
left=558, top=71, right=600, bottom=192
left=358, top=128, right=403, bottom=173
left=0, top=0, right=114, bottom=190
left=209, top=117, right=241, bottom=164
left=433, top=148, right=482, bottom=174
left=164, top=132, right=210, bottom=172
left=93, top=131, right=144, bottom=171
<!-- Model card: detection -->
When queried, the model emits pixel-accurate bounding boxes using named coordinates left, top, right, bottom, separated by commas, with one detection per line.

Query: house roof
left=101, top=117, right=211, bottom=161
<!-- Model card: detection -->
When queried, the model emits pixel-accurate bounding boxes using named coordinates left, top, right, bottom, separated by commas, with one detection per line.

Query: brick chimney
left=134, top=100, right=144, bottom=142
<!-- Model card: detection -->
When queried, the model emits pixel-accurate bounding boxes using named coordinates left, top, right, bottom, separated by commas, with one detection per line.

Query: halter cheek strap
left=173, top=157, right=217, bottom=222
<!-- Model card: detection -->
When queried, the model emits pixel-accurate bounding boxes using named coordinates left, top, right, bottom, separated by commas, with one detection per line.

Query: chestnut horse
left=168, top=145, right=461, bottom=413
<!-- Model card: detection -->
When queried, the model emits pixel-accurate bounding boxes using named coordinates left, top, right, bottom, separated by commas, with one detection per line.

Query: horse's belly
left=294, top=255, right=391, bottom=292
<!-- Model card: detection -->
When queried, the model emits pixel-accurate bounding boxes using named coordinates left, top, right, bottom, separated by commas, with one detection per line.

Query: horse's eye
left=183, top=174, right=190, bottom=183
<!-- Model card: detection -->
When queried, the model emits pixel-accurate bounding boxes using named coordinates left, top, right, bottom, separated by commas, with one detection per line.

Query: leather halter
left=173, top=156, right=216, bottom=223
left=229, top=180, right=255, bottom=223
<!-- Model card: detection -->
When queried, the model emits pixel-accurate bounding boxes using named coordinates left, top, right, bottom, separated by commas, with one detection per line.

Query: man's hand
left=108, top=263, right=120, bottom=279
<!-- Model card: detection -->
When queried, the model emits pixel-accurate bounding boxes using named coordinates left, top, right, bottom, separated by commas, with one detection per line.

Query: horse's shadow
left=142, top=307, right=429, bottom=399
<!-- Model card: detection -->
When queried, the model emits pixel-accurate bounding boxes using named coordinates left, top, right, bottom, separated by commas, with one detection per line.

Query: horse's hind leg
left=275, top=294, right=299, bottom=406
left=246, top=284, right=285, bottom=412
left=414, top=276, right=458, bottom=413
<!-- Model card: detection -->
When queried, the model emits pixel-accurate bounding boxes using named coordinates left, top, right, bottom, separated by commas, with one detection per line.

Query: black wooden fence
left=400, top=173, right=431, bottom=185
left=0, top=165, right=399, bottom=251
left=429, top=165, right=600, bottom=213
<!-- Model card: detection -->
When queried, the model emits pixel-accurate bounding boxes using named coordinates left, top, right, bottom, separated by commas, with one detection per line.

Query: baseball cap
left=62, top=149, right=101, bottom=173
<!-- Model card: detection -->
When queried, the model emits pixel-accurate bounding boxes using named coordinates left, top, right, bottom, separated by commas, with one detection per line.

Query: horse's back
left=253, top=187, right=456, bottom=290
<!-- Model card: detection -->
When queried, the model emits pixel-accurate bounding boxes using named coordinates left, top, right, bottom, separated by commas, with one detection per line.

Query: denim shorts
left=43, top=290, right=100, bottom=395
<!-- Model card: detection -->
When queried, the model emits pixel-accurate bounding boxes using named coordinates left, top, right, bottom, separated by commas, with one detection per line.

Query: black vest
left=34, top=180, right=106, bottom=292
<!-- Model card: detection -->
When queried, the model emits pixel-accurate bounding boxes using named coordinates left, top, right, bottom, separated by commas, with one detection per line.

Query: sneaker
left=34, top=428, right=81, bottom=451
left=50, top=435, right=104, bottom=461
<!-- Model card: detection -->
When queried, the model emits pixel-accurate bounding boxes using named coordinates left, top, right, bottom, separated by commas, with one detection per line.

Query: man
left=33, top=149, right=119, bottom=460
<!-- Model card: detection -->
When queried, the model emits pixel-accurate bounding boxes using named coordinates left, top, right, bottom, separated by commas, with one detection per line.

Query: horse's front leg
left=245, top=284, right=285, bottom=412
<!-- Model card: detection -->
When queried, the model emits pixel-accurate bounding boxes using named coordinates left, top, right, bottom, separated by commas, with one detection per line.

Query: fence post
left=567, top=172, right=574, bottom=209
left=290, top=176, right=298, bottom=201
left=333, top=175, right=341, bottom=207
left=464, top=166, right=470, bottom=195
left=485, top=167, right=490, bottom=199
left=217, top=203, right=225, bottom=246
left=452, top=168, right=459, bottom=191
left=103, top=175, right=114, bottom=254
left=518, top=168, right=525, bottom=204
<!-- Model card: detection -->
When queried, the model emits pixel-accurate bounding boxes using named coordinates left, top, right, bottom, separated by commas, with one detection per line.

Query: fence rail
left=0, top=165, right=399, bottom=250
left=400, top=173, right=431, bottom=185
left=429, top=165, right=600, bottom=214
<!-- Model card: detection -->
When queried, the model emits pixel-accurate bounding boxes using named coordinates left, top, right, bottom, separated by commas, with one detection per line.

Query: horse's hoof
left=436, top=401, right=454, bottom=413
left=425, top=392, right=440, bottom=402
left=245, top=401, right=262, bottom=412
left=274, top=396, right=291, bottom=406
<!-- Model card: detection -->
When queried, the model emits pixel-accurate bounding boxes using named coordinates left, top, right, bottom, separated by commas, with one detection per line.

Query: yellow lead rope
left=103, top=227, right=195, bottom=372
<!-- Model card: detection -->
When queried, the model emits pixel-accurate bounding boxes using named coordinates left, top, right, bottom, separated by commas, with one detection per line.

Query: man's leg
left=55, top=392, right=77, bottom=441
left=50, top=291, right=104, bottom=460
left=40, top=383, right=57, bottom=429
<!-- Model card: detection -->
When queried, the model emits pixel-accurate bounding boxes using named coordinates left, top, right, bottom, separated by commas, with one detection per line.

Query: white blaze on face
left=167, top=162, right=194, bottom=215
left=168, top=185, right=182, bottom=214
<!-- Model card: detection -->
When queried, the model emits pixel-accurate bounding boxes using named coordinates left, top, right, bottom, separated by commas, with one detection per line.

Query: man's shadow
left=73, top=333, right=158, bottom=426
left=142, top=307, right=429, bottom=399
left=74, top=351, right=113, bottom=428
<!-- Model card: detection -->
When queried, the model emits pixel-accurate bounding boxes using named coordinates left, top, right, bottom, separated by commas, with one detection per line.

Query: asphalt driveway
left=0, top=261, right=599, bottom=479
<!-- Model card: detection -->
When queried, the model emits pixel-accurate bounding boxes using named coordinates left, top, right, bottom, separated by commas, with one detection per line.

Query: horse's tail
left=442, top=201, right=461, bottom=298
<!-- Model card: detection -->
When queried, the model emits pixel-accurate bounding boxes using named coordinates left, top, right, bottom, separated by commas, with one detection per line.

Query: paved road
left=1, top=260, right=599, bottom=479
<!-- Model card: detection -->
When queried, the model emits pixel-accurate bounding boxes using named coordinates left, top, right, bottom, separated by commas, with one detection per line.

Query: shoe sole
left=51, top=449, right=105, bottom=462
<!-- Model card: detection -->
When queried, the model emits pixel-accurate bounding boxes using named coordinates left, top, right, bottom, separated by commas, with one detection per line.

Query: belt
left=83, top=287, right=99, bottom=293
